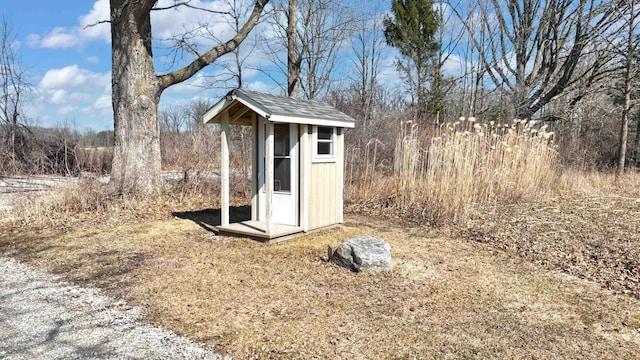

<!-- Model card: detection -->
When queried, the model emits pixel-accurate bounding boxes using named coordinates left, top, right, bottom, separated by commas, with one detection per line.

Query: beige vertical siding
left=308, top=127, right=344, bottom=230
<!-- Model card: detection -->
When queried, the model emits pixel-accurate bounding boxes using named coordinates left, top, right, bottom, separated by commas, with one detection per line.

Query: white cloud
left=27, top=0, right=109, bottom=48
left=40, top=27, right=82, bottom=48
left=26, top=34, right=41, bottom=47
left=48, top=89, right=94, bottom=105
left=164, top=72, right=213, bottom=96
left=37, top=65, right=113, bottom=125
left=442, top=54, right=465, bottom=78
left=50, top=89, right=68, bottom=104
left=78, top=0, right=111, bottom=42
left=86, top=56, right=100, bottom=64
left=29, top=0, right=250, bottom=50
left=377, top=51, right=403, bottom=89
left=245, top=80, right=277, bottom=94
left=39, top=65, right=110, bottom=91
left=153, top=0, right=265, bottom=48
left=92, top=94, right=112, bottom=110
left=58, top=105, right=79, bottom=115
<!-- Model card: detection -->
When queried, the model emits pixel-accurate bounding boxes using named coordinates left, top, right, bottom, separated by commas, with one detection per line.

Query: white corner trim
left=220, top=112, right=230, bottom=226
left=203, top=98, right=231, bottom=123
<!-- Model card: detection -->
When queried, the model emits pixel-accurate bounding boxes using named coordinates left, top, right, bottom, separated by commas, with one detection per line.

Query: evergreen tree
left=383, top=0, right=439, bottom=121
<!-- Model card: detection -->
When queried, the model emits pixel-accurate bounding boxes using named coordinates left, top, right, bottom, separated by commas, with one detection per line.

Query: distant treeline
left=0, top=125, right=114, bottom=175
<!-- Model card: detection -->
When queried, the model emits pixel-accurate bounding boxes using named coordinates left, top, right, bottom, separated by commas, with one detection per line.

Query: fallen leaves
left=465, top=193, right=640, bottom=298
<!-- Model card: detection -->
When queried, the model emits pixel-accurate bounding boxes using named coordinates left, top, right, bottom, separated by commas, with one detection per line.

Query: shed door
left=258, top=119, right=298, bottom=226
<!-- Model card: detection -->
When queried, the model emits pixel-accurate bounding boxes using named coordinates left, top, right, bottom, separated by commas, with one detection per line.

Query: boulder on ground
left=331, top=235, right=392, bottom=272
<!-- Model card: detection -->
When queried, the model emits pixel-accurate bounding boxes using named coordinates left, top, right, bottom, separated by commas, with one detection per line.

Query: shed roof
left=203, top=89, right=356, bottom=128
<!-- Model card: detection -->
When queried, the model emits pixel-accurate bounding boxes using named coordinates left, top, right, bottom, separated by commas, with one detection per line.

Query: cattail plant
left=345, top=118, right=558, bottom=225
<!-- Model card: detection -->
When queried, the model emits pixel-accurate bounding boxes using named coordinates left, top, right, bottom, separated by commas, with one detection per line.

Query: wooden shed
left=203, top=89, right=356, bottom=239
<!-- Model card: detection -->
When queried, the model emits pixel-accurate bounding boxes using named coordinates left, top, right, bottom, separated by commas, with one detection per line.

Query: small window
left=313, top=126, right=336, bottom=162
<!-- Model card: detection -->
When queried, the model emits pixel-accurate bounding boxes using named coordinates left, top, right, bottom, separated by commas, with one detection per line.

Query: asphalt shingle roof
left=231, top=89, right=355, bottom=125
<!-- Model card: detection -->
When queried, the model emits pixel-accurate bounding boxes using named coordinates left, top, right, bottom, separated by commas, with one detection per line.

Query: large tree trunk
left=287, top=0, right=300, bottom=98
left=110, top=1, right=162, bottom=194
left=108, top=0, right=267, bottom=194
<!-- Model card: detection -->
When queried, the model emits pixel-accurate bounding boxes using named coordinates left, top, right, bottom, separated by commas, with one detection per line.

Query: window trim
left=312, top=125, right=336, bottom=163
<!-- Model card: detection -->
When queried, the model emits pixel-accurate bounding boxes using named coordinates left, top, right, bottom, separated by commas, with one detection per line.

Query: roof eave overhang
left=203, top=93, right=270, bottom=124
left=269, top=114, right=355, bottom=128
left=203, top=91, right=356, bottom=128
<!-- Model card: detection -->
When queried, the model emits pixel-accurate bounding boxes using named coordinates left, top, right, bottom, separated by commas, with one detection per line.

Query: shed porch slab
left=217, top=220, right=304, bottom=240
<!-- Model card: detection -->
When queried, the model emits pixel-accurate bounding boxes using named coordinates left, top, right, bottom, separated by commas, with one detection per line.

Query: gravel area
left=0, top=256, right=227, bottom=360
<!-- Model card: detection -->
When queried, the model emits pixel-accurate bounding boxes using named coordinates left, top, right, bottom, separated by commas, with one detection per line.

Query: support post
left=251, top=113, right=258, bottom=221
left=337, top=127, right=344, bottom=224
left=265, top=121, right=274, bottom=235
left=300, top=124, right=309, bottom=231
left=221, top=112, right=230, bottom=227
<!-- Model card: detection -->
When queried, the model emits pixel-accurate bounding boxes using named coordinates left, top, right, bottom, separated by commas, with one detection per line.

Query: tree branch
left=152, top=0, right=231, bottom=15
left=157, top=0, right=269, bottom=90
left=84, top=20, right=111, bottom=29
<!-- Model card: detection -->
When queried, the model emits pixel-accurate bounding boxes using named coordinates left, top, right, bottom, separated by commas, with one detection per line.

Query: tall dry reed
left=346, top=118, right=558, bottom=225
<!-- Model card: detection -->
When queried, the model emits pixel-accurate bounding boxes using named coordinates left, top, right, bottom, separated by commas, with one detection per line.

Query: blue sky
left=4, top=0, right=465, bottom=132
left=6, top=1, right=113, bottom=130
left=4, top=0, right=293, bottom=131
left=4, top=0, right=370, bottom=132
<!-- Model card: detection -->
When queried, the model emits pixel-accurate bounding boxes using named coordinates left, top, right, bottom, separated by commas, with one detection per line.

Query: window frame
left=312, top=125, right=336, bottom=163
left=263, top=123, right=293, bottom=194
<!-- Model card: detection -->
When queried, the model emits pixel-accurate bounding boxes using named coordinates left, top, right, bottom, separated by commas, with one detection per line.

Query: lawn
left=1, top=192, right=639, bottom=359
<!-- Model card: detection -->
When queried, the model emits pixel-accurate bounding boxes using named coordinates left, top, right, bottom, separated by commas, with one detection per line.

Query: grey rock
left=332, top=235, right=392, bottom=272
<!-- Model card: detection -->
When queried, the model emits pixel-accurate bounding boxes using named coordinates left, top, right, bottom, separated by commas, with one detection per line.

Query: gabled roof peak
left=204, top=89, right=356, bottom=128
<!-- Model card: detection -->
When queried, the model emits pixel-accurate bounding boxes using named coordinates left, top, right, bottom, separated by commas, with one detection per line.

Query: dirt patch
left=1, top=210, right=639, bottom=358
left=465, top=192, right=640, bottom=298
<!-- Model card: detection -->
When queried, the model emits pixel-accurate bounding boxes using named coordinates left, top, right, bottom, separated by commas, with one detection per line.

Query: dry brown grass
left=5, top=175, right=228, bottom=228
left=556, top=169, right=640, bottom=197
left=466, top=172, right=640, bottom=299
left=1, top=139, right=639, bottom=358
left=346, top=118, right=558, bottom=225
left=1, top=208, right=639, bottom=358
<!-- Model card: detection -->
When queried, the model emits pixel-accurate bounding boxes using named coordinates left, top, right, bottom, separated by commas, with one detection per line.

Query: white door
left=258, top=119, right=298, bottom=226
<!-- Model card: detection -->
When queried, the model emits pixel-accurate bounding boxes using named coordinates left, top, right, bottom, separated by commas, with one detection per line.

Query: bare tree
left=430, top=0, right=465, bottom=123
left=349, top=12, right=384, bottom=128
left=261, top=0, right=355, bottom=99
left=0, top=15, right=32, bottom=173
left=454, top=0, right=617, bottom=120
left=109, top=0, right=269, bottom=194
left=287, top=0, right=300, bottom=97
left=457, top=4, right=488, bottom=118
left=300, top=0, right=354, bottom=99
left=200, top=0, right=261, bottom=89
left=606, top=0, right=640, bottom=176
left=185, top=98, right=214, bottom=132
left=159, top=107, right=187, bottom=134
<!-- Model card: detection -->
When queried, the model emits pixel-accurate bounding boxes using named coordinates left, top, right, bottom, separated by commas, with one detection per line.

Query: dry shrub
left=76, top=146, right=113, bottom=174
left=160, top=126, right=253, bottom=198
left=161, top=129, right=220, bottom=172
left=346, top=118, right=558, bottom=225
left=555, top=168, right=640, bottom=197
left=10, top=174, right=225, bottom=225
